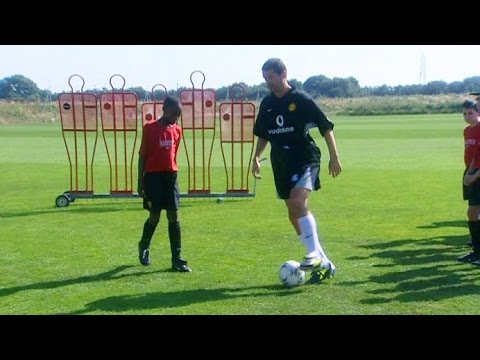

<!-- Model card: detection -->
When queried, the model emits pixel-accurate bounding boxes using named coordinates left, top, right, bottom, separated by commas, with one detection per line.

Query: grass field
left=1, top=113, right=479, bottom=315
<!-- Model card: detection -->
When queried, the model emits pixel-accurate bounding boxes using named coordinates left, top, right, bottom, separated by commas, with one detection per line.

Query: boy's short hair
left=163, top=95, right=182, bottom=111
left=463, top=99, right=478, bottom=111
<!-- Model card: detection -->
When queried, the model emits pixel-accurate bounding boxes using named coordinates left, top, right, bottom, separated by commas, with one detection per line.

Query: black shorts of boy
left=143, top=172, right=180, bottom=211
left=463, top=168, right=480, bottom=206
left=274, top=165, right=320, bottom=200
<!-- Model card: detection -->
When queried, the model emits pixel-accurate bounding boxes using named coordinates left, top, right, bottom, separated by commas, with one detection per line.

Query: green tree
left=289, top=78, right=303, bottom=91
left=304, top=75, right=332, bottom=98
left=425, top=81, right=448, bottom=95
left=462, top=76, right=480, bottom=93
left=447, top=81, right=465, bottom=94
left=0, top=75, right=41, bottom=101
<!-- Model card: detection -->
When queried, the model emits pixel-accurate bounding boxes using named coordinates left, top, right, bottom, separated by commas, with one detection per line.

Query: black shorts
left=274, top=164, right=320, bottom=200
left=463, top=168, right=480, bottom=206
left=143, top=172, right=179, bottom=212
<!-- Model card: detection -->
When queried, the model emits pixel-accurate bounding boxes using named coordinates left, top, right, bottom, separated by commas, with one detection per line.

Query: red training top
left=139, top=120, right=182, bottom=172
left=464, top=123, right=480, bottom=168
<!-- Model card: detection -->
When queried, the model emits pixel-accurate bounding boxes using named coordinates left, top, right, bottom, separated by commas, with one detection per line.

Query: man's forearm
left=324, top=129, right=339, bottom=159
left=254, top=137, right=268, bottom=160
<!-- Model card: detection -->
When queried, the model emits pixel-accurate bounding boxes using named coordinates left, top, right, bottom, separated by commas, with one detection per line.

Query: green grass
left=1, top=113, right=479, bottom=315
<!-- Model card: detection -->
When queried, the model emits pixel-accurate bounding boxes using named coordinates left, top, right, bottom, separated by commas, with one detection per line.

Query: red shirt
left=464, top=123, right=480, bottom=168
left=139, top=120, right=182, bottom=172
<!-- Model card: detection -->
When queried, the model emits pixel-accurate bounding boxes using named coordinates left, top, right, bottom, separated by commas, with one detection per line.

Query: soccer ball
left=279, top=260, right=306, bottom=287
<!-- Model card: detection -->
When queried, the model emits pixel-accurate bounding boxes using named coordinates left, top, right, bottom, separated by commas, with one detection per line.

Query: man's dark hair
left=463, top=99, right=478, bottom=111
left=262, top=58, right=286, bottom=76
left=163, top=95, right=182, bottom=111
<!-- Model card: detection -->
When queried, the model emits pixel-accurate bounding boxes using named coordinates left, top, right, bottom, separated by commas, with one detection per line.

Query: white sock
left=298, top=214, right=330, bottom=262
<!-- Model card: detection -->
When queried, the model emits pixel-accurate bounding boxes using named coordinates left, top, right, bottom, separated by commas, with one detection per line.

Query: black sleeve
left=305, top=95, right=334, bottom=137
left=253, top=100, right=267, bottom=139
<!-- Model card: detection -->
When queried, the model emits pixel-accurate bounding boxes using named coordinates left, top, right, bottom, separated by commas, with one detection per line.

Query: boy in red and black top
left=137, top=96, right=191, bottom=272
left=458, top=99, right=480, bottom=266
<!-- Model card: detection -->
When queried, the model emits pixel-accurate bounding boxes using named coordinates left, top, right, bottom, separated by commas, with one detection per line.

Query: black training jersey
left=253, top=87, right=334, bottom=177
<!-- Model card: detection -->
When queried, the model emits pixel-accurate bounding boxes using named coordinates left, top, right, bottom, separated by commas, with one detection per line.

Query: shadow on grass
left=417, top=220, right=467, bottom=229
left=0, top=206, right=138, bottom=218
left=69, top=284, right=301, bottom=314
left=0, top=265, right=165, bottom=297
left=0, top=199, right=215, bottom=219
left=343, top=233, right=480, bottom=305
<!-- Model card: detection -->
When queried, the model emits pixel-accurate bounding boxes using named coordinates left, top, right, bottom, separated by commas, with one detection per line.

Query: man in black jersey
left=252, top=58, right=342, bottom=284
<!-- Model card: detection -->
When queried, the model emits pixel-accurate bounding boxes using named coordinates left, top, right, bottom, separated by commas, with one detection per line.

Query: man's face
left=263, top=69, right=285, bottom=93
left=164, top=106, right=181, bottom=124
left=463, top=108, right=478, bottom=125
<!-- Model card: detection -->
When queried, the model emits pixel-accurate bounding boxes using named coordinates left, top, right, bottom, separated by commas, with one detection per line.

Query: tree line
left=1, top=74, right=480, bottom=102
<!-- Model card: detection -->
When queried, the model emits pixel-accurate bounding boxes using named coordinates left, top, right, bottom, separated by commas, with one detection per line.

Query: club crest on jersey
left=288, top=103, right=297, bottom=112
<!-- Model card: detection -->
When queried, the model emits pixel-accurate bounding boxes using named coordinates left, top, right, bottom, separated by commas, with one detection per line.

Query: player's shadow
left=0, top=265, right=163, bottom=297
left=68, top=284, right=301, bottom=314
left=0, top=206, right=140, bottom=218
left=417, top=220, right=467, bottom=229
left=0, top=201, right=199, bottom=219
left=342, top=234, right=480, bottom=305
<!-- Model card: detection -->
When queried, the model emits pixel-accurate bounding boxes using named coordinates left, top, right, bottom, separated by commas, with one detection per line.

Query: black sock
left=140, top=219, right=157, bottom=248
left=472, top=221, right=480, bottom=254
left=168, top=221, right=182, bottom=261
left=468, top=221, right=475, bottom=238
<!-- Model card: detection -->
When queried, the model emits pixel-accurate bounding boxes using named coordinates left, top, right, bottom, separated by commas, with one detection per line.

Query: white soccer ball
left=279, top=260, right=306, bottom=287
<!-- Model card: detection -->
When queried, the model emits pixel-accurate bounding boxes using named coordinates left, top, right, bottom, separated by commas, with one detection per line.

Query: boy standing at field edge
left=137, top=96, right=191, bottom=272
left=458, top=99, right=480, bottom=266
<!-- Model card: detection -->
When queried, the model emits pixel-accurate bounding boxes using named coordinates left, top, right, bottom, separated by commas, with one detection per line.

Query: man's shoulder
left=260, top=94, right=274, bottom=105
left=174, top=123, right=183, bottom=133
left=466, top=124, right=480, bottom=135
left=291, top=88, right=312, bottom=101
left=142, top=120, right=157, bottom=131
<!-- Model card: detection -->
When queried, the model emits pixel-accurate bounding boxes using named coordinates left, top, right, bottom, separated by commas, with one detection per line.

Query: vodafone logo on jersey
left=267, top=114, right=294, bottom=135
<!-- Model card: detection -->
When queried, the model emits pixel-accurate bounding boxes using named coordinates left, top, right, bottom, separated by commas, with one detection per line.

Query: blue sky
left=1, top=45, right=478, bottom=93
